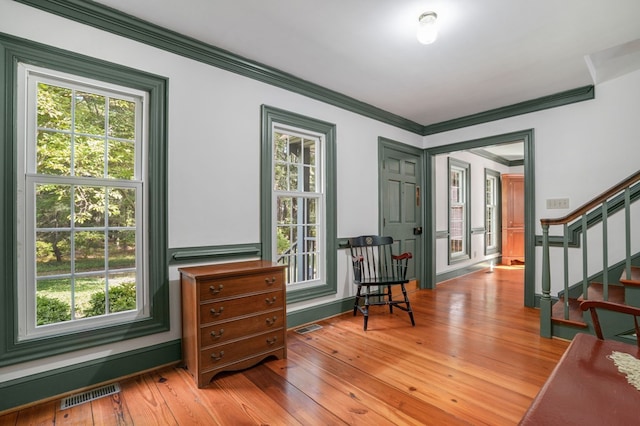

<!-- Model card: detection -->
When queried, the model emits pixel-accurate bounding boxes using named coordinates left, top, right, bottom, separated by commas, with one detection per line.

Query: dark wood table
left=520, top=333, right=640, bottom=425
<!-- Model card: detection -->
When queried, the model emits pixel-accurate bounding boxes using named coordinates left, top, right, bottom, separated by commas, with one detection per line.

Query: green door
left=380, top=141, right=423, bottom=284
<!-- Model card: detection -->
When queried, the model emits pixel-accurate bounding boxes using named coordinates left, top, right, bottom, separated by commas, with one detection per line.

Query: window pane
left=108, top=230, right=136, bottom=269
left=36, top=277, right=72, bottom=325
left=108, top=98, right=135, bottom=139
left=36, top=231, right=71, bottom=276
left=74, top=231, right=105, bottom=273
left=36, top=184, right=71, bottom=228
left=274, top=133, right=287, bottom=161
left=288, top=164, right=299, bottom=190
left=37, top=131, right=71, bottom=175
left=304, top=165, right=316, bottom=192
left=108, top=139, right=135, bottom=179
left=75, top=136, right=105, bottom=178
left=277, top=197, right=292, bottom=224
left=75, top=91, right=105, bottom=135
left=37, top=83, right=71, bottom=130
left=108, top=187, right=136, bottom=227
left=107, top=275, right=137, bottom=313
left=74, top=186, right=106, bottom=227
left=305, top=198, right=317, bottom=224
left=303, top=140, right=315, bottom=166
left=81, top=276, right=108, bottom=318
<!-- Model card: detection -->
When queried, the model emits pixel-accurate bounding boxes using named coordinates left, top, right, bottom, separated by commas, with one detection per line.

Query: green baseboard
left=0, top=339, right=181, bottom=413
left=286, top=297, right=356, bottom=328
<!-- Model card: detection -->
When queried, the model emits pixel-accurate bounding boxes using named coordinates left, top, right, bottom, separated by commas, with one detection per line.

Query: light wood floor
left=1, top=266, right=570, bottom=425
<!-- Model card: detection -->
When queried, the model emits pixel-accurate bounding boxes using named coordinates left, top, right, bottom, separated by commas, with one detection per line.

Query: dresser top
left=179, top=260, right=285, bottom=279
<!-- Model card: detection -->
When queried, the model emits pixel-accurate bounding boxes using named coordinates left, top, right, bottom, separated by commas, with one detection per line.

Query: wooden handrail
left=541, top=170, right=640, bottom=226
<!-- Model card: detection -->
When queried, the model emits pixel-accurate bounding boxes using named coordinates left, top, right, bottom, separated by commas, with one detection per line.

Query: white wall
left=0, top=0, right=422, bottom=381
left=426, top=67, right=640, bottom=295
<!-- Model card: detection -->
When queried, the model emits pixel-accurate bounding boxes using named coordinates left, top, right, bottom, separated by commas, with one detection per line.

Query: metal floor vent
left=60, top=383, right=121, bottom=409
left=295, top=323, right=323, bottom=334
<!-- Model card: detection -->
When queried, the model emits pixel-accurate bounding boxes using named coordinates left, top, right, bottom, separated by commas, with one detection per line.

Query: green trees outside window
left=29, top=77, right=141, bottom=327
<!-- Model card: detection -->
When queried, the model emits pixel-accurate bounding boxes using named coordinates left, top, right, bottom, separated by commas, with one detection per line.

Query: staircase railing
left=539, top=170, right=640, bottom=337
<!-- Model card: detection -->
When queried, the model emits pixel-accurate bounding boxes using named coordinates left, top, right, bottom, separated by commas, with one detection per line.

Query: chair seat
left=355, top=278, right=409, bottom=286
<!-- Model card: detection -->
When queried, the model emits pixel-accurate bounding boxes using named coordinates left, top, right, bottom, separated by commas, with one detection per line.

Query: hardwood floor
left=0, top=266, right=570, bottom=425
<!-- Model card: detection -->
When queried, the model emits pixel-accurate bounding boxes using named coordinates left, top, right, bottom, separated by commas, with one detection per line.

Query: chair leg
left=354, top=285, right=362, bottom=316
left=387, top=285, right=394, bottom=313
left=363, top=291, right=370, bottom=331
left=401, top=284, right=416, bottom=326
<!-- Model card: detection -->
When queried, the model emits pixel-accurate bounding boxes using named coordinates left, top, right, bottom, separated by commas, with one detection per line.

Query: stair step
left=620, top=266, right=640, bottom=287
left=551, top=296, right=587, bottom=328
left=552, top=283, right=626, bottom=328
left=577, top=282, right=625, bottom=304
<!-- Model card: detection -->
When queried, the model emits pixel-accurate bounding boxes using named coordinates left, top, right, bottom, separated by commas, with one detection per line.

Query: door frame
left=378, top=137, right=425, bottom=288
left=424, top=129, right=536, bottom=307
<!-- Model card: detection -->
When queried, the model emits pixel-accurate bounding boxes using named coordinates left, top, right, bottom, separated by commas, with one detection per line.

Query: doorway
left=424, top=130, right=536, bottom=307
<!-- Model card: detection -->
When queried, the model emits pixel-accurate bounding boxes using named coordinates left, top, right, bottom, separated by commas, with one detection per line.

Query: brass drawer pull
left=210, top=306, right=224, bottom=316
left=210, top=351, right=225, bottom=361
left=264, top=277, right=277, bottom=285
left=266, top=336, right=278, bottom=345
left=265, top=296, right=277, bottom=305
left=265, top=316, right=277, bottom=326
left=210, top=329, right=225, bottom=339
left=209, top=284, right=224, bottom=294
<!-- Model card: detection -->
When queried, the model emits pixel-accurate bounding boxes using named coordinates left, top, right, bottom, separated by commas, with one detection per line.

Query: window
left=485, top=169, right=500, bottom=255
left=18, top=65, right=146, bottom=339
left=0, top=34, right=168, bottom=365
left=274, top=130, right=321, bottom=286
left=448, top=158, right=470, bottom=263
left=261, top=106, right=336, bottom=303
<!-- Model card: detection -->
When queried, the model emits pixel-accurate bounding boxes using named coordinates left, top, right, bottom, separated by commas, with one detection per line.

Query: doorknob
left=413, top=227, right=423, bottom=235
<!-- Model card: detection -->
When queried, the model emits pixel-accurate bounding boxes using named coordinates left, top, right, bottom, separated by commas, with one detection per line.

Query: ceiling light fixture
left=417, top=11, right=438, bottom=45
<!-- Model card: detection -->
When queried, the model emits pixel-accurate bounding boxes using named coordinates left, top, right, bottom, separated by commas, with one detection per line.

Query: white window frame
left=485, top=170, right=500, bottom=254
left=448, top=158, right=470, bottom=263
left=271, top=124, right=326, bottom=290
left=16, top=63, right=150, bottom=340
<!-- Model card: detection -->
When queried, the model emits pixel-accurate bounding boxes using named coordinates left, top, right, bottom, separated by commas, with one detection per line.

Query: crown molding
left=15, top=0, right=424, bottom=134
left=423, top=85, right=595, bottom=135
left=15, top=1, right=596, bottom=137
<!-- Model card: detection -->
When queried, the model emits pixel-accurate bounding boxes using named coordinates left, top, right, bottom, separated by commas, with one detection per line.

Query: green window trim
left=484, top=168, right=502, bottom=256
left=448, top=157, right=471, bottom=264
left=260, top=105, right=337, bottom=303
left=0, top=33, right=169, bottom=366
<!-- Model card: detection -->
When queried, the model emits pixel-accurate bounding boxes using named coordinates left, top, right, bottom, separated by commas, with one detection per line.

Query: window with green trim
left=448, top=158, right=470, bottom=263
left=0, top=34, right=168, bottom=366
left=18, top=64, right=147, bottom=339
left=261, top=106, right=336, bottom=304
left=485, top=169, right=501, bottom=255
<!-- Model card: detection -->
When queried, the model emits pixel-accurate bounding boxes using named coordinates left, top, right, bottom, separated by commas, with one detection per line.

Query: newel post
left=540, top=223, right=552, bottom=337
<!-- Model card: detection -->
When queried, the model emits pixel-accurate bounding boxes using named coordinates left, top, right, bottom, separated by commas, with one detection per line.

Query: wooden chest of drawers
left=179, top=260, right=287, bottom=388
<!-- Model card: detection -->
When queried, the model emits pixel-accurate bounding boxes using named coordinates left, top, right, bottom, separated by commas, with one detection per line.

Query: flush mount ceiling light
left=417, top=11, right=438, bottom=45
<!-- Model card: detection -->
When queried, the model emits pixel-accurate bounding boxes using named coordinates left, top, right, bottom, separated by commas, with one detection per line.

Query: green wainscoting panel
left=168, top=243, right=262, bottom=265
left=0, top=340, right=181, bottom=412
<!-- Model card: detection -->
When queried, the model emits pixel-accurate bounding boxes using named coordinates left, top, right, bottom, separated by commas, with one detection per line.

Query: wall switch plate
left=546, top=198, right=570, bottom=209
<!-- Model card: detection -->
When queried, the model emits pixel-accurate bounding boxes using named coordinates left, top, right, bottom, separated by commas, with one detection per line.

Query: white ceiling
left=94, top=0, right=640, bottom=127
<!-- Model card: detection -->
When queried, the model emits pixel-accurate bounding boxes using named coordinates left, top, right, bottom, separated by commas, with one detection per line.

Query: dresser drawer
left=200, top=309, right=285, bottom=347
left=199, top=271, right=283, bottom=301
left=200, top=330, right=285, bottom=370
left=199, top=290, right=283, bottom=324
